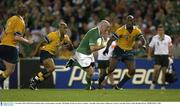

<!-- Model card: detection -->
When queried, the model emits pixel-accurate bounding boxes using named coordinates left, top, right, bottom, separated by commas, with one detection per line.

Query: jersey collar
left=17, top=15, right=25, bottom=24
left=157, top=34, right=165, bottom=41
left=124, top=24, right=135, bottom=29
left=58, top=31, right=61, bottom=37
left=97, top=26, right=101, bottom=36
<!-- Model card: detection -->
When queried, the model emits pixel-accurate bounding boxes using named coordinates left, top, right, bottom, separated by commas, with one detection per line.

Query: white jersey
left=149, top=34, right=172, bottom=55
left=97, top=41, right=116, bottom=60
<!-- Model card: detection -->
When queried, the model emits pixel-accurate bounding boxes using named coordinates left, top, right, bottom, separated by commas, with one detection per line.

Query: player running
left=100, top=15, right=147, bottom=89
left=0, top=4, right=33, bottom=89
left=29, top=21, right=73, bottom=90
left=66, top=20, right=111, bottom=90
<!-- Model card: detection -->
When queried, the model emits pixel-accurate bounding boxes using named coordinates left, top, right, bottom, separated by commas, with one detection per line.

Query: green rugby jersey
left=77, top=27, right=101, bottom=55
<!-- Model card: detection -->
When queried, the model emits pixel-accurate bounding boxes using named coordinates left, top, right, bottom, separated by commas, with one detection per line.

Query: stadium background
left=0, top=0, right=180, bottom=89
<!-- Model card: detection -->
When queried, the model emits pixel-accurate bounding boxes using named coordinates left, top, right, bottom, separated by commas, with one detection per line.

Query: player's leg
left=160, top=55, right=169, bottom=90
left=150, top=65, right=161, bottom=89
left=0, top=60, right=16, bottom=89
left=30, top=58, right=55, bottom=90
left=29, top=50, right=55, bottom=90
left=0, top=45, right=17, bottom=89
left=29, top=58, right=55, bottom=90
left=75, top=51, right=95, bottom=90
left=83, top=65, right=95, bottom=90
left=118, top=57, right=135, bottom=88
left=150, top=55, right=161, bottom=89
left=0, top=58, right=6, bottom=71
left=98, top=57, right=118, bottom=89
left=39, top=58, right=55, bottom=80
left=161, top=67, right=167, bottom=89
left=98, top=68, right=106, bottom=89
left=108, top=73, right=115, bottom=88
left=97, top=60, right=108, bottom=89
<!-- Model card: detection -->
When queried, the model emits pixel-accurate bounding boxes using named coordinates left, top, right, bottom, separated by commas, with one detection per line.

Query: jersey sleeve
left=47, top=32, right=54, bottom=42
left=115, top=28, right=123, bottom=38
left=88, top=30, right=98, bottom=46
left=136, top=27, right=143, bottom=37
left=89, top=36, right=96, bottom=46
left=168, top=36, right=173, bottom=48
left=14, top=18, right=25, bottom=36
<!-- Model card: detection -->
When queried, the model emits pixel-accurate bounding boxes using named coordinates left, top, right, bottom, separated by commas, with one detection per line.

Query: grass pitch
left=1, top=89, right=180, bottom=102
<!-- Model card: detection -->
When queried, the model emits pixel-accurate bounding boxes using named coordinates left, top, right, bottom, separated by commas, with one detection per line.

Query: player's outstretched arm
left=137, top=34, right=147, bottom=50
left=14, top=32, right=33, bottom=44
left=103, top=32, right=118, bottom=55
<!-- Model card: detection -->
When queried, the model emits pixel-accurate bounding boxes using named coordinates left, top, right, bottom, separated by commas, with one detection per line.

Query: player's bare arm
left=103, top=33, right=118, bottom=55
left=14, top=32, right=33, bottom=44
left=90, top=44, right=105, bottom=53
left=136, top=34, right=147, bottom=49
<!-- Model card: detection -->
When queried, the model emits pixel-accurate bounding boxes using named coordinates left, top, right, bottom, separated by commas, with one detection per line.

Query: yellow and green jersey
left=40, top=31, right=70, bottom=55
left=115, top=25, right=142, bottom=51
left=0, top=15, right=25, bottom=47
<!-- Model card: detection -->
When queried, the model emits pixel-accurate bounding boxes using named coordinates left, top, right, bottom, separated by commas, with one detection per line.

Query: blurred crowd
left=0, top=0, right=180, bottom=59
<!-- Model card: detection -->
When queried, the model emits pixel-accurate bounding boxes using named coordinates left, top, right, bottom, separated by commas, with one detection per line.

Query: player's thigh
left=124, top=57, right=135, bottom=71
left=161, top=55, right=169, bottom=67
left=99, top=68, right=106, bottom=76
left=0, top=45, right=18, bottom=64
left=3, top=60, right=16, bottom=75
left=83, top=65, right=94, bottom=76
left=97, top=60, right=109, bottom=69
left=75, top=52, right=94, bottom=68
left=108, top=57, right=118, bottom=72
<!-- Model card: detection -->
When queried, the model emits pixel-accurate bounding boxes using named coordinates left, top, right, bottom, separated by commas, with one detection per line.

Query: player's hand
left=142, top=45, right=147, bottom=51
left=103, top=48, right=109, bottom=55
left=28, top=39, right=34, bottom=45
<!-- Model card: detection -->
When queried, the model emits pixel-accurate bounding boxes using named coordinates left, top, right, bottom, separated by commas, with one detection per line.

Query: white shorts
left=75, top=51, right=95, bottom=68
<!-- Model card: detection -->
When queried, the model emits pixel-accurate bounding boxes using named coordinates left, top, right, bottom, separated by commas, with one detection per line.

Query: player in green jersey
left=66, top=20, right=111, bottom=90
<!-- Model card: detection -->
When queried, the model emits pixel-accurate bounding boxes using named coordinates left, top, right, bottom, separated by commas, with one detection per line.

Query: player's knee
left=128, top=69, right=135, bottom=76
left=108, top=67, right=115, bottom=74
left=0, top=59, right=6, bottom=71
left=48, top=67, right=55, bottom=72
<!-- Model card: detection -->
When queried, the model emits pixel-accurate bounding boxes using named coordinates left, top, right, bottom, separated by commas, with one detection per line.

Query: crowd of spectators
left=0, top=0, right=180, bottom=59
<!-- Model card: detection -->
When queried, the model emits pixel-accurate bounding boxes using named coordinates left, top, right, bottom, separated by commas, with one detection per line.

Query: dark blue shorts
left=97, top=60, right=109, bottom=68
left=112, top=46, right=134, bottom=62
left=0, top=45, right=18, bottom=64
left=40, top=50, right=54, bottom=64
left=154, top=55, right=169, bottom=67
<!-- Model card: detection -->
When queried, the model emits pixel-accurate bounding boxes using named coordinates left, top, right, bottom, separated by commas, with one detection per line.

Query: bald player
left=100, top=15, right=147, bottom=89
left=66, top=20, right=111, bottom=90
left=29, top=22, right=73, bottom=90
left=0, top=4, right=33, bottom=89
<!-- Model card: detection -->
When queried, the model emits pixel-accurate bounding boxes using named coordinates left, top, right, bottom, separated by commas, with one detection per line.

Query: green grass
left=1, top=89, right=180, bottom=102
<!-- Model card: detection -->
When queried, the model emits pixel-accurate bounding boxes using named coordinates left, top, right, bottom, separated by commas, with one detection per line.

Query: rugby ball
left=97, top=37, right=107, bottom=46
left=96, top=38, right=102, bottom=46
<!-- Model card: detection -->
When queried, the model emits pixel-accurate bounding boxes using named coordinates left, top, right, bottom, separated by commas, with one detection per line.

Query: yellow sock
left=2, top=72, right=8, bottom=78
left=37, top=72, right=44, bottom=81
